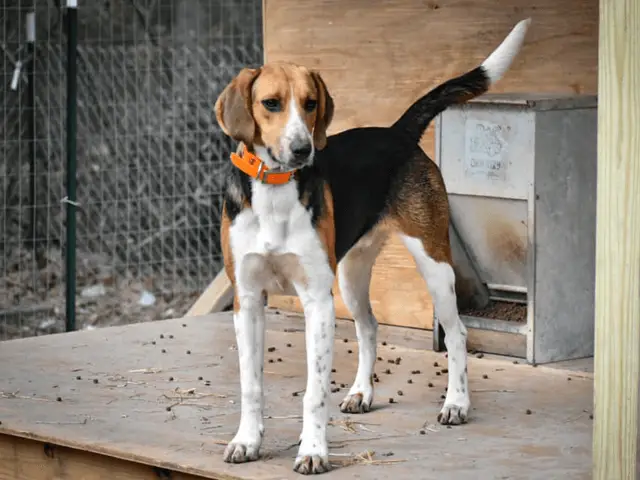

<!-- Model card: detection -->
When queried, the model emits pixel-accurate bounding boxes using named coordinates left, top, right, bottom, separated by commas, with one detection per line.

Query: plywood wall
left=264, top=0, right=598, bottom=329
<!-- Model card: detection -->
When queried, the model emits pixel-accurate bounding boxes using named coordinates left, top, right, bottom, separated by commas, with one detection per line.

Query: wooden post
left=593, top=0, right=640, bottom=478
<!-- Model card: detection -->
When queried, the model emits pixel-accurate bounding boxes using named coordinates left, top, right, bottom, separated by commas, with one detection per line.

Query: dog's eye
left=261, top=98, right=281, bottom=112
left=304, top=99, right=317, bottom=112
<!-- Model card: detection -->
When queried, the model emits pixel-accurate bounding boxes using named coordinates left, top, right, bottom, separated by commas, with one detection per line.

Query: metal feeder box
left=433, top=93, right=597, bottom=364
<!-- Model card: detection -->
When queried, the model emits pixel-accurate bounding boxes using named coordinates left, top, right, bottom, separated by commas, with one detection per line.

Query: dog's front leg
left=223, top=288, right=266, bottom=463
left=294, top=286, right=335, bottom=475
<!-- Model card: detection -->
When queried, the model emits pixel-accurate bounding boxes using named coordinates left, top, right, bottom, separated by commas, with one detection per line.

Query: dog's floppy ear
left=310, top=71, right=334, bottom=150
left=215, top=68, right=261, bottom=145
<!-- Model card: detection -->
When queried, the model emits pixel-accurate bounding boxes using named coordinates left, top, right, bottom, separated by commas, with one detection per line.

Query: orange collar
left=230, top=148, right=296, bottom=185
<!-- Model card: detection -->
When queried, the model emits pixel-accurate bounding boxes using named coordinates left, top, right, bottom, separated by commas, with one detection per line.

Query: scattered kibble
left=436, top=372, right=441, bottom=376
left=162, top=349, right=167, bottom=353
left=407, top=379, right=413, bottom=384
left=169, top=376, right=174, bottom=381
left=513, top=360, right=519, bottom=364
left=589, top=414, right=593, bottom=420
left=331, top=380, right=336, bottom=385
left=198, top=376, right=203, bottom=381
left=428, top=382, right=434, bottom=388
left=532, top=362, right=538, bottom=368
left=382, top=341, right=387, bottom=346
left=411, top=370, right=421, bottom=375
left=387, top=359, right=395, bottom=364
left=419, top=429, right=425, bottom=435
left=75, top=376, right=81, bottom=380
left=277, top=358, right=282, bottom=362
left=166, top=406, right=172, bottom=412
left=331, top=368, right=336, bottom=373
left=268, top=359, right=274, bottom=363
left=525, top=409, right=532, bottom=415
left=286, top=343, right=292, bottom=348
left=476, top=353, right=484, bottom=359
left=441, top=368, right=448, bottom=374
left=292, top=391, right=299, bottom=397
left=384, top=369, right=391, bottom=375
left=374, top=377, right=380, bottom=383
left=182, top=323, right=187, bottom=327
left=186, top=350, right=191, bottom=355
left=93, top=379, right=99, bottom=384
left=377, top=356, right=383, bottom=361
left=395, top=357, right=402, bottom=365
left=151, top=341, right=156, bottom=345
left=169, top=335, right=174, bottom=339
left=482, top=374, right=488, bottom=379
left=56, top=396, right=62, bottom=402
left=440, top=394, right=445, bottom=399
left=433, top=361, right=439, bottom=367
left=567, top=377, right=572, bottom=381
left=267, top=347, right=276, bottom=352
left=343, top=338, right=348, bottom=343
left=397, top=390, right=404, bottom=396
left=160, top=334, right=164, bottom=339
left=331, top=387, right=340, bottom=393
left=347, top=349, right=353, bottom=354
left=205, top=381, right=211, bottom=386
left=388, top=397, right=395, bottom=404
left=340, top=383, right=346, bottom=388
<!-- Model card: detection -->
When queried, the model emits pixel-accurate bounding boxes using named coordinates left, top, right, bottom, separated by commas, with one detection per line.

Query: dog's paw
left=339, top=392, right=371, bottom=414
left=293, top=454, right=331, bottom=475
left=223, top=440, right=261, bottom=464
left=437, top=403, right=469, bottom=425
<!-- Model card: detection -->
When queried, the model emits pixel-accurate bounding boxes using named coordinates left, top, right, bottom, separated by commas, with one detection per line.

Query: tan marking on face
left=215, top=62, right=334, bottom=160
left=250, top=64, right=318, bottom=161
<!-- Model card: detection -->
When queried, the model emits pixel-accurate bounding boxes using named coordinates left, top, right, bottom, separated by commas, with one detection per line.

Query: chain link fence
left=1, top=0, right=263, bottom=340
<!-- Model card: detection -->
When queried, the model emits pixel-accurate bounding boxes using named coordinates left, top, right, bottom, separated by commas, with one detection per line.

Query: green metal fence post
left=65, top=0, right=78, bottom=332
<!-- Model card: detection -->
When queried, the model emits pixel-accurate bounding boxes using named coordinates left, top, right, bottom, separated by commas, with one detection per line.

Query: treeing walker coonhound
left=214, top=18, right=531, bottom=475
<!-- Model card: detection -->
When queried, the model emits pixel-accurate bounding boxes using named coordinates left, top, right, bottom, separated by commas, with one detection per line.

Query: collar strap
left=230, top=148, right=296, bottom=185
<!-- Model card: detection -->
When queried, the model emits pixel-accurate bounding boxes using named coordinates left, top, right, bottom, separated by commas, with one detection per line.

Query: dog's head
left=214, top=62, right=334, bottom=169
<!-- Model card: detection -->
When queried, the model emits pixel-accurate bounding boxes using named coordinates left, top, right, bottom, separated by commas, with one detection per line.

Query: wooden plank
left=185, top=269, right=234, bottom=317
left=592, top=0, right=640, bottom=477
left=466, top=328, right=526, bottom=359
left=0, top=313, right=597, bottom=478
left=0, top=435, right=206, bottom=480
left=263, top=0, right=598, bottom=329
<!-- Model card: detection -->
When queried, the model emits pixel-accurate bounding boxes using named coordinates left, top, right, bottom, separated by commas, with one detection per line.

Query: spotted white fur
left=224, top=100, right=335, bottom=473
left=401, top=235, right=470, bottom=422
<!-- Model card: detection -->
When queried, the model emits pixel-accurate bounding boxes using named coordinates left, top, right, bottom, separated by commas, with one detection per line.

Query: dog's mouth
left=267, top=147, right=285, bottom=167
left=267, top=147, right=310, bottom=171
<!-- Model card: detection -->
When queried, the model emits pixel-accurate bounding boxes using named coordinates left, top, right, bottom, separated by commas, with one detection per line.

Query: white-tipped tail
left=481, top=18, right=531, bottom=84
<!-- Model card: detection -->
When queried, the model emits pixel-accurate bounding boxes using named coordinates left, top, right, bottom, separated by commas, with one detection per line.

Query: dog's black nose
left=291, top=141, right=312, bottom=162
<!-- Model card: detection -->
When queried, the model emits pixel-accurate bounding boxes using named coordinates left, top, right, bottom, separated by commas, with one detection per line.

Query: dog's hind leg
left=401, top=234, right=470, bottom=425
left=337, top=227, right=387, bottom=414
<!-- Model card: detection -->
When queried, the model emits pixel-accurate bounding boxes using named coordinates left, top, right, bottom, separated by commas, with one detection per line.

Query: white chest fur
left=229, top=180, right=333, bottom=297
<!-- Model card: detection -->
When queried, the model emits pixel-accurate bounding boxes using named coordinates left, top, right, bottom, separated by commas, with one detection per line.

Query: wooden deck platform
left=0, top=312, right=605, bottom=479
